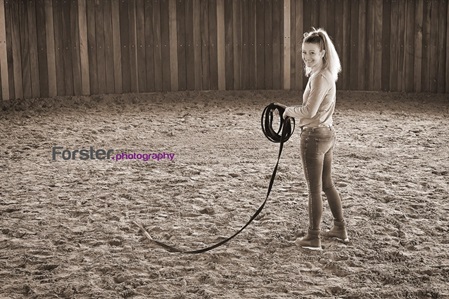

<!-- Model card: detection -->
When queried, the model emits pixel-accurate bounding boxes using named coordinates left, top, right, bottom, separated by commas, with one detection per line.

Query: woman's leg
left=322, top=149, right=344, bottom=222
left=322, top=140, right=348, bottom=241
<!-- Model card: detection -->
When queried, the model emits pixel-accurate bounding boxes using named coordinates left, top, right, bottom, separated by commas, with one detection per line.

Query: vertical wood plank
left=296, top=0, right=304, bottom=90
left=128, top=0, right=138, bottom=92
left=62, top=0, right=73, bottom=96
left=264, top=0, right=272, bottom=89
left=161, top=0, right=171, bottom=91
left=256, top=0, right=265, bottom=90
left=319, top=0, right=327, bottom=28
left=185, top=0, right=195, bottom=90
left=169, top=0, right=178, bottom=91
left=78, top=0, right=90, bottom=95
left=344, top=0, right=351, bottom=90
left=145, top=0, right=155, bottom=91
left=200, top=0, right=210, bottom=89
left=217, top=0, right=225, bottom=90
left=119, top=0, right=130, bottom=92
left=70, top=0, right=81, bottom=96
left=436, top=0, right=446, bottom=93
left=20, top=1, right=32, bottom=98
left=177, top=0, right=187, bottom=91
left=27, top=0, right=40, bottom=98
left=153, top=0, right=162, bottom=91
left=248, top=0, right=255, bottom=89
left=422, top=0, right=430, bottom=92
left=334, top=0, right=343, bottom=89
left=45, top=0, right=56, bottom=97
left=446, top=0, right=449, bottom=93
left=381, top=0, right=391, bottom=91
left=349, top=0, right=358, bottom=89
left=53, top=0, right=65, bottom=96
left=373, top=0, right=382, bottom=91
left=389, top=0, right=398, bottom=91
left=272, top=0, right=281, bottom=89
left=35, top=0, right=48, bottom=97
left=136, top=0, right=146, bottom=91
left=193, top=0, right=201, bottom=89
left=397, top=0, right=405, bottom=92
left=358, top=0, right=367, bottom=90
left=429, top=0, right=438, bottom=92
left=366, top=0, right=374, bottom=90
left=5, top=1, right=15, bottom=98
left=103, top=0, right=115, bottom=93
left=241, top=0, right=248, bottom=89
left=87, top=0, right=98, bottom=94
left=289, top=0, right=295, bottom=90
left=209, top=0, right=218, bottom=90
left=111, top=0, right=122, bottom=93
left=0, top=0, right=9, bottom=100
left=310, top=0, right=317, bottom=27
left=224, top=0, right=233, bottom=89
left=414, top=0, right=423, bottom=93
left=404, top=0, right=414, bottom=92
left=232, top=0, right=241, bottom=89
left=283, top=0, right=290, bottom=89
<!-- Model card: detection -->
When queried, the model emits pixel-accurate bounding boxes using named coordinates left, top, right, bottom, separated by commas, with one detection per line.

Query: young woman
left=280, top=28, right=348, bottom=250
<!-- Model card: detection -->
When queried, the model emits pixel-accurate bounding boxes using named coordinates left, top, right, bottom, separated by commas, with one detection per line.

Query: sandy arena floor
left=1, top=90, right=448, bottom=299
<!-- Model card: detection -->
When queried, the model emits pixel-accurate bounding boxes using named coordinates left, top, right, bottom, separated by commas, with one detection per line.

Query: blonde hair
left=303, top=28, right=341, bottom=82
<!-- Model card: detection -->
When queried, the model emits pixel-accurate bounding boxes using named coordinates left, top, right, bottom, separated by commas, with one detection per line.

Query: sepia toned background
left=0, top=0, right=449, bottom=101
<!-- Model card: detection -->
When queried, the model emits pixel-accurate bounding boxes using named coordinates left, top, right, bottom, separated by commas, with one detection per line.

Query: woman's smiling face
left=302, top=42, right=324, bottom=71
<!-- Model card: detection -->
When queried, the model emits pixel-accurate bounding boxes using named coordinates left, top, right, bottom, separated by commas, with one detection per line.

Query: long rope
left=134, top=103, right=295, bottom=254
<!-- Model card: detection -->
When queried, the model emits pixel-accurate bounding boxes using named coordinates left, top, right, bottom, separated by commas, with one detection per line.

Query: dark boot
left=323, top=219, right=349, bottom=242
left=296, top=229, right=322, bottom=250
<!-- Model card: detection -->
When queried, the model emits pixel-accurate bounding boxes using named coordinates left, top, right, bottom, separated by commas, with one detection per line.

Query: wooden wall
left=1, top=0, right=448, bottom=100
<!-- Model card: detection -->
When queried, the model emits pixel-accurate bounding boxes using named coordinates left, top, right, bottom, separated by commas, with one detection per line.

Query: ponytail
left=303, top=28, right=341, bottom=82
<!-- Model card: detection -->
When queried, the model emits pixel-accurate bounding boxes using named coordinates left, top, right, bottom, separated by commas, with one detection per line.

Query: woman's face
left=302, top=42, right=324, bottom=71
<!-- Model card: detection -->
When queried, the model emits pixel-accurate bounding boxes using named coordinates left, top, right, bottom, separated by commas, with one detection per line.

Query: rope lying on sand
left=133, top=103, right=295, bottom=254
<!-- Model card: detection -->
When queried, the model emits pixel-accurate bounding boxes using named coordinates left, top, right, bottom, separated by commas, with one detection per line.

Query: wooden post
left=0, top=0, right=9, bottom=100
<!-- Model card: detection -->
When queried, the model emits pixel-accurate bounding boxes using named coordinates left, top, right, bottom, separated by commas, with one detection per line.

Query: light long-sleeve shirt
left=284, top=69, right=336, bottom=128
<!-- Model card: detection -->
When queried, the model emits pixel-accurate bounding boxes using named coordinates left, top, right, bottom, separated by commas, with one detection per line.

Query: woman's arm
left=283, top=74, right=331, bottom=119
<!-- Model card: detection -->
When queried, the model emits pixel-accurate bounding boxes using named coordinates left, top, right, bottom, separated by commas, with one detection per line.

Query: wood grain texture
left=3, top=0, right=449, bottom=100
left=169, top=0, right=178, bottom=91
left=145, top=0, right=155, bottom=91
left=27, top=0, right=40, bottom=98
left=20, top=1, right=32, bottom=99
left=61, top=0, right=73, bottom=96
left=232, top=0, right=241, bottom=89
left=413, top=0, right=423, bottom=93
left=0, top=0, right=9, bottom=100
left=136, top=0, right=146, bottom=92
left=283, top=0, right=290, bottom=89
left=193, top=0, right=201, bottom=90
left=111, top=0, right=122, bottom=93
left=224, top=0, right=233, bottom=90
left=446, top=0, right=449, bottom=93
left=217, top=0, right=225, bottom=90
left=185, top=0, right=195, bottom=90
left=78, top=0, right=90, bottom=95
left=103, top=0, right=115, bottom=93
left=177, top=0, right=187, bottom=91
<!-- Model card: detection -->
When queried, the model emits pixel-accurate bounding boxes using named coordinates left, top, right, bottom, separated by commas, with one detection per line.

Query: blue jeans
left=300, top=126, right=343, bottom=230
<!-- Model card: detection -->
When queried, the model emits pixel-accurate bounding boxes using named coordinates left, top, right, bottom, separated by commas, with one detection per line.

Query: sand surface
left=1, top=90, right=448, bottom=298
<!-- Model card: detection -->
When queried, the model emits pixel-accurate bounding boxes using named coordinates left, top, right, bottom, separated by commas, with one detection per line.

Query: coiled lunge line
left=133, top=103, right=295, bottom=254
